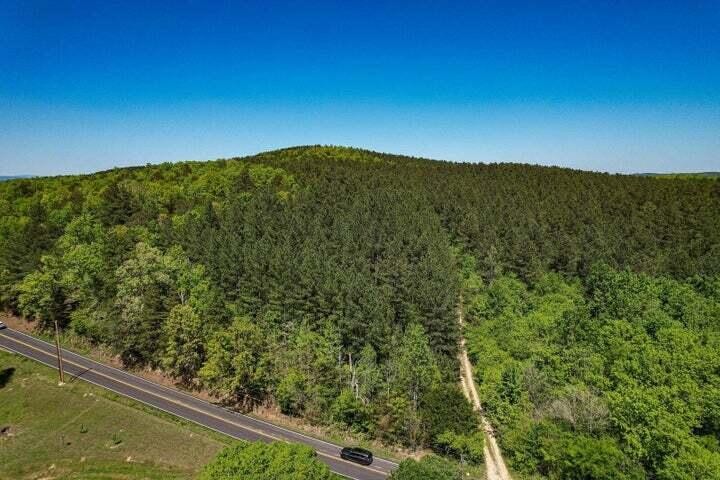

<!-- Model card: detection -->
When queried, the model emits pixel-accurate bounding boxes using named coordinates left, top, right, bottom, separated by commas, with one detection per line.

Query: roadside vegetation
left=1, top=145, right=719, bottom=477
left=198, top=442, right=340, bottom=480
left=0, top=350, right=224, bottom=479
left=389, top=455, right=471, bottom=480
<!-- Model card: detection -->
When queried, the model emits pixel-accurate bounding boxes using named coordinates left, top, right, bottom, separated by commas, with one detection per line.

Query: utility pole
left=53, top=316, right=65, bottom=384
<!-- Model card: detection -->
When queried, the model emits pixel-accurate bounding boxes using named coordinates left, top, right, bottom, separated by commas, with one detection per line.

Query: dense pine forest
left=1, top=146, right=719, bottom=479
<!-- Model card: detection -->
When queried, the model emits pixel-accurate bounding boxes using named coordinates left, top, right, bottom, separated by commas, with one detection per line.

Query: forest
left=1, top=146, right=719, bottom=478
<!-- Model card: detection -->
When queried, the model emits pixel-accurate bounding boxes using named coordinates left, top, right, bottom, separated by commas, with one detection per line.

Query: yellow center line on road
left=0, top=334, right=390, bottom=478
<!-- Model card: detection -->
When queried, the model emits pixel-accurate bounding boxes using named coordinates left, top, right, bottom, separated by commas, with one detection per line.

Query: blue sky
left=1, top=0, right=718, bottom=176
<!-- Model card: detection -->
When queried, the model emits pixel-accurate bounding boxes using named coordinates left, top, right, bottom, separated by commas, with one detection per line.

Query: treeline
left=464, top=263, right=720, bottom=479
left=1, top=145, right=719, bottom=461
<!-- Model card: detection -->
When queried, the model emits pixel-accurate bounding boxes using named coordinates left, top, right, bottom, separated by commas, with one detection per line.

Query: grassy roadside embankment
left=0, top=349, right=227, bottom=480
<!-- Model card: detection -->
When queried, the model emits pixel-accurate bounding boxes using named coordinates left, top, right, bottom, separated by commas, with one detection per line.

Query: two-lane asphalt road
left=0, top=328, right=396, bottom=480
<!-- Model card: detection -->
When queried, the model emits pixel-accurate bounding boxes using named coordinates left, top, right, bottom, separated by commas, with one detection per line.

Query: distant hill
left=0, top=175, right=33, bottom=182
left=636, top=172, right=720, bottom=179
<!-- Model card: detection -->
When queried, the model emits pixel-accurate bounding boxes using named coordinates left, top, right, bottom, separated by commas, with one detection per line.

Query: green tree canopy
left=198, top=441, right=337, bottom=480
left=389, top=455, right=461, bottom=480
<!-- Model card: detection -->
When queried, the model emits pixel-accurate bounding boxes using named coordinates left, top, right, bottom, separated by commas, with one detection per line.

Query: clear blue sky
left=1, top=0, right=718, bottom=176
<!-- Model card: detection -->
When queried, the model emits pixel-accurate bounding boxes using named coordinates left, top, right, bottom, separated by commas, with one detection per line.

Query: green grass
left=0, top=350, right=226, bottom=480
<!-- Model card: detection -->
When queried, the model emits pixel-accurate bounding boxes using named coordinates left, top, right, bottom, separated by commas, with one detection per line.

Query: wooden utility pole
left=53, top=317, right=65, bottom=384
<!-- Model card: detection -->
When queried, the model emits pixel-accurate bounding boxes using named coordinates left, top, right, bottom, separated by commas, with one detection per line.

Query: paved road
left=0, top=328, right=397, bottom=480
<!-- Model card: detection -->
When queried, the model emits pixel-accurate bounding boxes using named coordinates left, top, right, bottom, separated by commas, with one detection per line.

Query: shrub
left=435, top=430, right=484, bottom=465
left=388, top=455, right=461, bottom=480
left=199, top=441, right=337, bottom=480
left=331, top=389, right=371, bottom=432
left=420, top=385, right=477, bottom=445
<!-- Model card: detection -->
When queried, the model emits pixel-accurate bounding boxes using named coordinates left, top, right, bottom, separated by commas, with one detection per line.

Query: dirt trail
left=458, top=303, right=512, bottom=480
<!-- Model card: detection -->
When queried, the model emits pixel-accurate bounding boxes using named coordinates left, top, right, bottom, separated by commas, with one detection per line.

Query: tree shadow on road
left=0, top=367, right=15, bottom=388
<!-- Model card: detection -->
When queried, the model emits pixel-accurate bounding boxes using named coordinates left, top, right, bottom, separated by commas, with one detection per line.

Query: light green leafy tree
left=17, top=255, right=64, bottom=329
left=199, top=315, right=268, bottom=404
left=657, top=440, right=720, bottom=480
left=198, top=441, right=337, bottom=480
left=161, top=304, right=205, bottom=383
left=435, top=430, right=485, bottom=465
left=113, top=242, right=172, bottom=365
left=355, top=344, right=381, bottom=405
left=114, top=241, right=218, bottom=368
left=386, top=323, right=441, bottom=447
left=274, top=326, right=342, bottom=419
left=330, top=388, right=371, bottom=431
left=393, top=323, right=441, bottom=411
left=389, top=455, right=461, bottom=480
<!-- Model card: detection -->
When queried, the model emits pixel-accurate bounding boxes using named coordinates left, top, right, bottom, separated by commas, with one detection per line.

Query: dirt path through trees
left=458, top=303, right=512, bottom=480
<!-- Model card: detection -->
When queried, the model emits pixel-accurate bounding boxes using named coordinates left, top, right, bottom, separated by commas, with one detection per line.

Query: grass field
left=0, top=349, right=226, bottom=480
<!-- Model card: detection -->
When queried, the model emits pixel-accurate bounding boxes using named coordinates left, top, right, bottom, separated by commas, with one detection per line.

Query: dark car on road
left=0, top=321, right=6, bottom=330
left=340, top=447, right=373, bottom=466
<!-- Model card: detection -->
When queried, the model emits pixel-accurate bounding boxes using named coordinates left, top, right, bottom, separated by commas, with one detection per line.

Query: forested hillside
left=1, top=146, right=719, bottom=478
